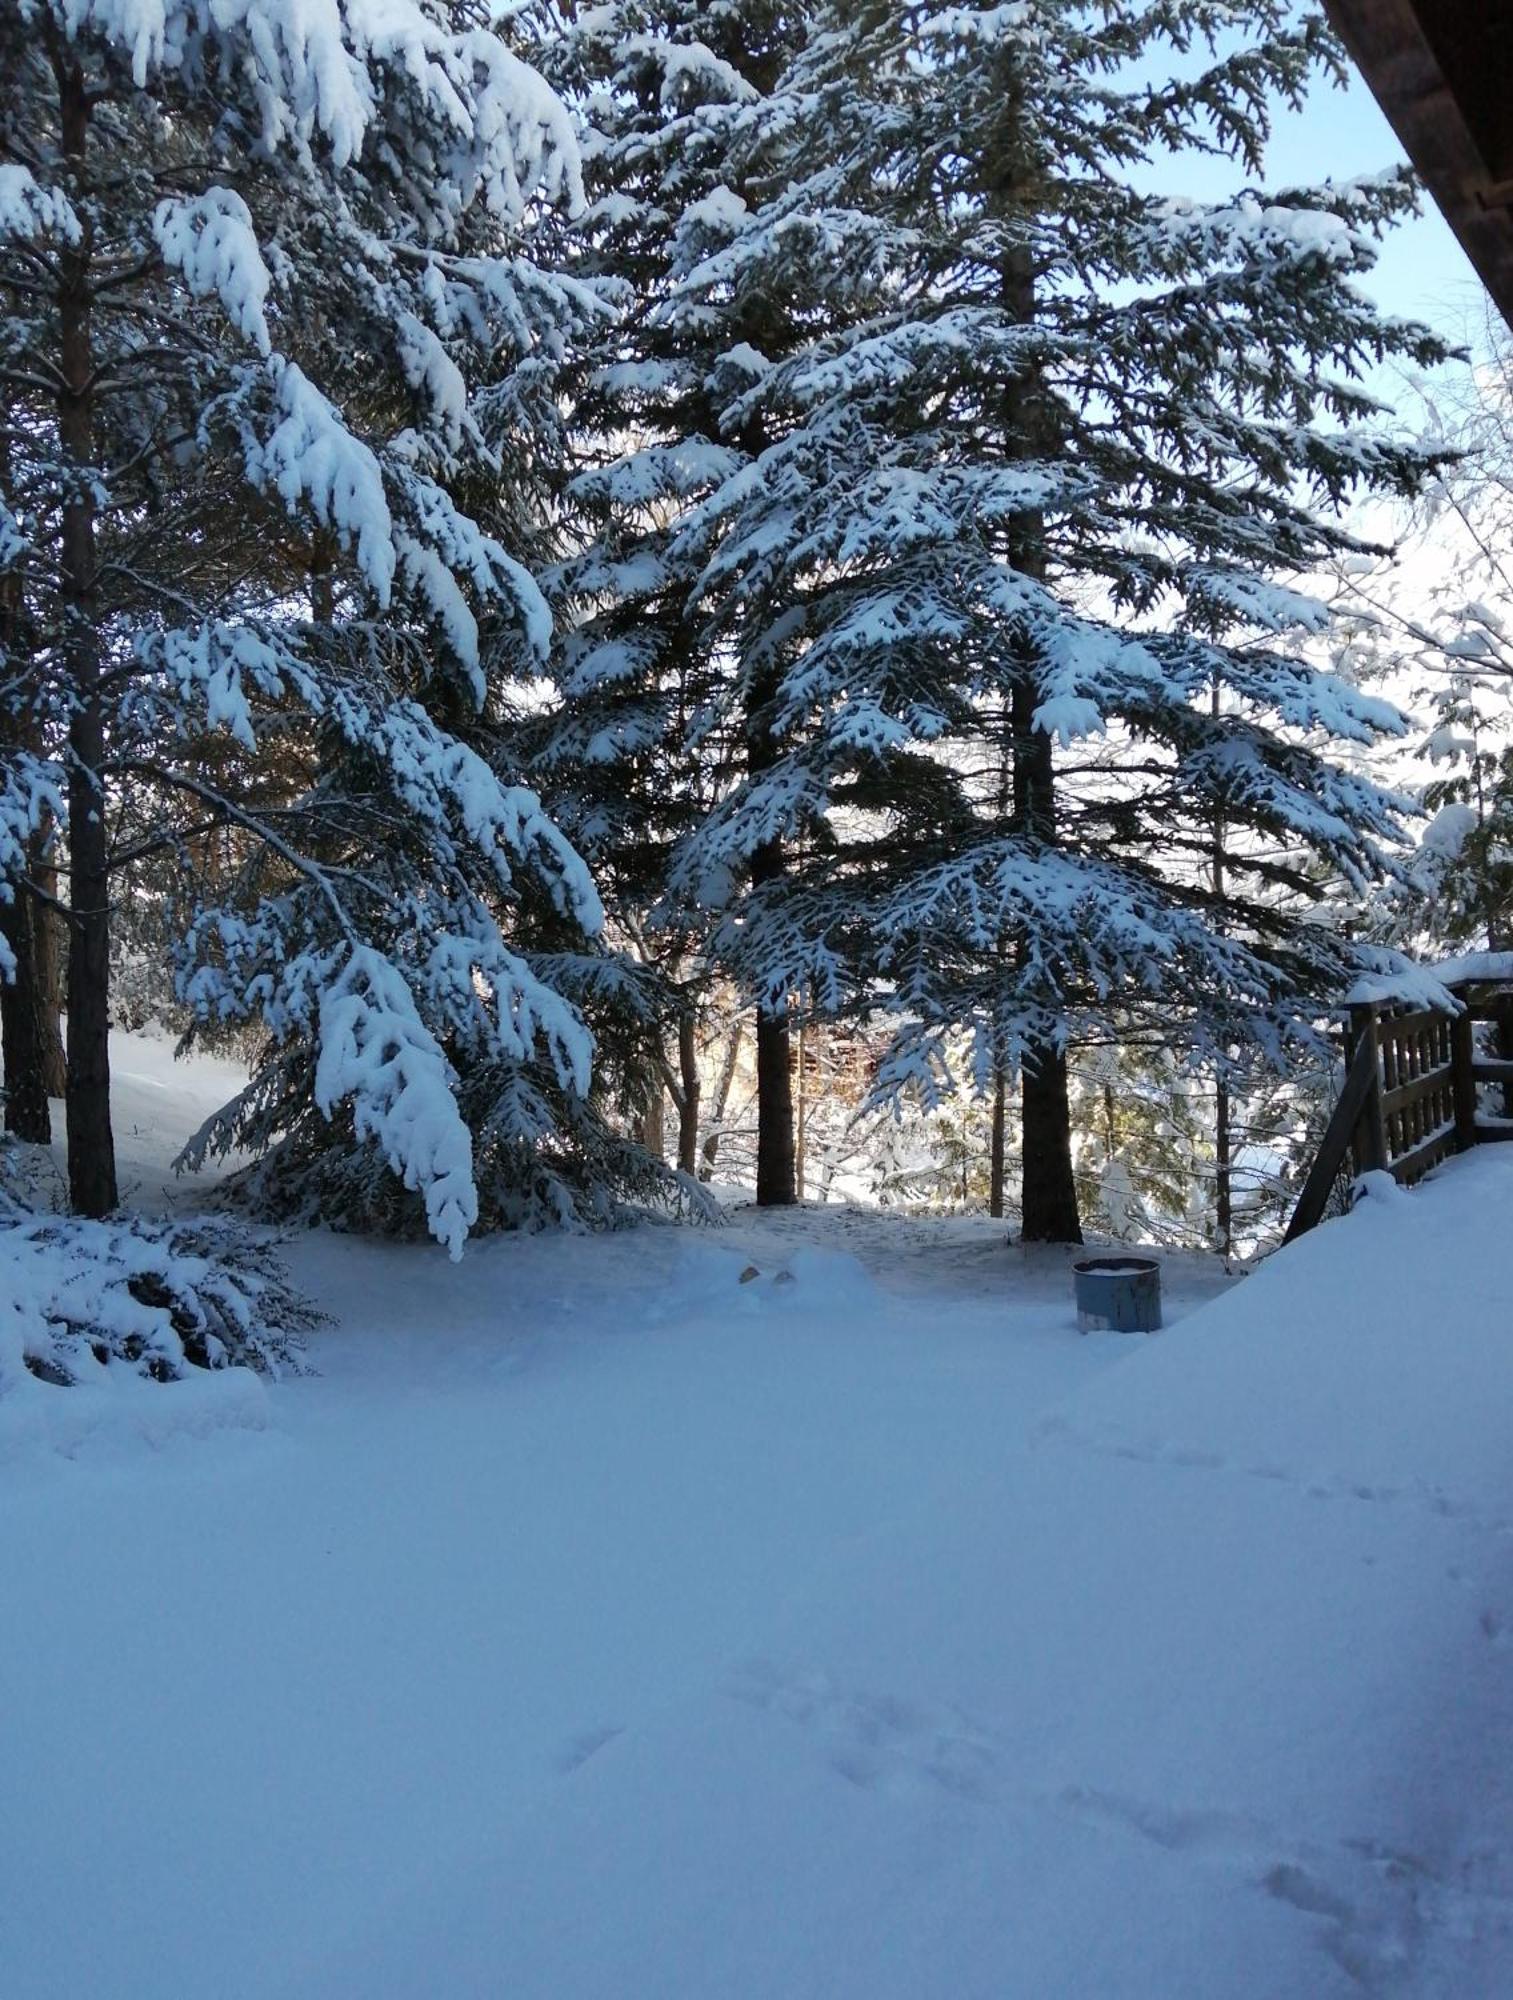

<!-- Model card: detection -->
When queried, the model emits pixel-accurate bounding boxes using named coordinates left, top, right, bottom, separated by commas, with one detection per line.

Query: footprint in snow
left=1055, top=1785, right=1426, bottom=1987
left=551, top=1723, right=626, bottom=1776
left=723, top=1659, right=1005, bottom=1804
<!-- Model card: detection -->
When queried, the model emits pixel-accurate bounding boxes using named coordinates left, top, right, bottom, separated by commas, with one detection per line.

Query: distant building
left=1325, top=1, right=1513, bottom=326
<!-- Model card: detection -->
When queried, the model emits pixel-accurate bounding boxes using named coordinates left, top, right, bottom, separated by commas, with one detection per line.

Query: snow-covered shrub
left=0, top=1206, right=318, bottom=1392
left=0, top=1131, right=67, bottom=1215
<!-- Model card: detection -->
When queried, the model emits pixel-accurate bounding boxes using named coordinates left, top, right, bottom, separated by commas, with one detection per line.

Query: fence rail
left=1284, top=976, right=1513, bottom=1244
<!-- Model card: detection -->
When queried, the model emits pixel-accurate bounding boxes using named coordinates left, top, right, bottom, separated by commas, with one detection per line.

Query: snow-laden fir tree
left=524, top=0, right=818, bottom=1203
left=1333, top=325, right=1513, bottom=957
left=0, top=0, right=622, bottom=1247
left=640, top=0, right=1450, bottom=1239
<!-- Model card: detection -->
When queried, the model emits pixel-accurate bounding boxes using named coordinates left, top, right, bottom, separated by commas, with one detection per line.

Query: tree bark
left=1021, top=1041, right=1078, bottom=1239
left=56, top=53, right=117, bottom=1215
left=1214, top=1075, right=1233, bottom=1258
left=676, top=1010, right=700, bottom=1176
left=1211, top=677, right=1232, bottom=1258
left=0, top=892, right=52, bottom=1143
left=989, top=1068, right=1007, bottom=1219
left=747, top=654, right=795, bottom=1205
left=754, top=986, right=795, bottom=1204
left=641, top=1074, right=665, bottom=1159
left=997, top=65, right=1080, bottom=1245
left=31, top=830, right=67, bottom=1099
left=0, top=429, right=51, bottom=1142
left=795, top=1019, right=808, bottom=1200
left=1011, top=676, right=1080, bottom=1242
left=700, top=1022, right=742, bottom=1180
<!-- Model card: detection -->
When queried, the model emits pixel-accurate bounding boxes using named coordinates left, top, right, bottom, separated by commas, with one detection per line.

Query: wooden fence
left=1284, top=976, right=1513, bottom=1243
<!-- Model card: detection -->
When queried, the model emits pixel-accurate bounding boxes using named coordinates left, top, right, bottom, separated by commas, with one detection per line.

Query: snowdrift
left=6, top=1135, right=1513, bottom=1996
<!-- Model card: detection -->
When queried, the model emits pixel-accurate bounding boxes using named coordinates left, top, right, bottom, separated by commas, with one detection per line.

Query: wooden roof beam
left=1324, top=0, right=1513, bottom=329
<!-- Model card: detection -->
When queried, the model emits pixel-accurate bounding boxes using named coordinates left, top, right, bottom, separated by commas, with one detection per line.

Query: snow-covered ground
left=4, top=1033, right=1513, bottom=1996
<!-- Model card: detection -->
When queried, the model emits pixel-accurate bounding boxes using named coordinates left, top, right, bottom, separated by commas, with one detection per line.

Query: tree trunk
left=676, top=1010, right=700, bottom=1176
left=0, top=429, right=51, bottom=1142
left=31, top=831, right=67, bottom=1098
left=1215, top=1074, right=1233, bottom=1259
left=309, top=532, right=335, bottom=625
left=747, top=655, right=795, bottom=1206
left=992, top=62, right=1080, bottom=1245
left=989, top=1069, right=1007, bottom=1219
left=795, top=1019, right=808, bottom=1200
left=641, top=1074, right=665, bottom=1159
left=57, top=54, right=116, bottom=1215
left=0, top=891, right=52, bottom=1143
left=1011, top=678, right=1081, bottom=1242
left=754, top=991, right=795, bottom=1206
left=1021, top=1044, right=1078, bottom=1240
left=700, top=1022, right=742, bottom=1180
left=1211, top=678, right=1232, bottom=1259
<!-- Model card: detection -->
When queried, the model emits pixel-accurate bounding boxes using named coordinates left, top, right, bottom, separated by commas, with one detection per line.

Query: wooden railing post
left=1287, top=975, right=1513, bottom=1245
left=1349, top=1002, right=1388, bottom=1177
left=1498, top=1000, right=1513, bottom=1122
left=1453, top=1006, right=1477, bottom=1153
left=1282, top=1033, right=1381, bottom=1245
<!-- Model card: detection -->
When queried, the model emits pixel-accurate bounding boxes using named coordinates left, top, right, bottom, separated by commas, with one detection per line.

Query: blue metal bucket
left=1073, top=1255, right=1162, bottom=1333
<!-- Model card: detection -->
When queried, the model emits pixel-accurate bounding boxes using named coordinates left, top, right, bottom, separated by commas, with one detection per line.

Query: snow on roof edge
left=1344, top=950, right=1513, bottom=1011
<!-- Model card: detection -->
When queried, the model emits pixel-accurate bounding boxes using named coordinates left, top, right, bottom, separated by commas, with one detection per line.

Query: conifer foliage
left=0, top=0, right=1460, bottom=1257
left=0, top=0, right=611, bottom=1248
left=539, top=0, right=1450, bottom=1236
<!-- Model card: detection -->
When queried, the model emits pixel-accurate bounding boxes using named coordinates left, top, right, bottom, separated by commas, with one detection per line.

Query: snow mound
left=0, top=1363, right=271, bottom=1472
left=1041, top=1151, right=1511, bottom=1507
left=649, top=1241, right=880, bottom=1323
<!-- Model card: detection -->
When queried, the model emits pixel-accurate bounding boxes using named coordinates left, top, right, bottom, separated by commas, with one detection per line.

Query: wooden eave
left=1324, top=0, right=1513, bottom=327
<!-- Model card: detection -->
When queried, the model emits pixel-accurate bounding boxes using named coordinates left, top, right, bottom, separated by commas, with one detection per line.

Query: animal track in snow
left=723, top=1659, right=1005, bottom=1804
left=1053, top=1784, right=1272, bottom=1862
left=1054, top=1784, right=1427, bottom=1987
left=551, top=1722, right=626, bottom=1776
left=726, top=1659, right=1432, bottom=1983
left=1041, top=1421, right=1513, bottom=1539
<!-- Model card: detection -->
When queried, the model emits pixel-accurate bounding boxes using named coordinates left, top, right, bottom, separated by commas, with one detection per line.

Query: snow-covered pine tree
left=1335, top=326, right=1513, bottom=956
left=650, top=0, right=1451, bottom=1240
left=525, top=0, right=814, bottom=1203
left=0, top=0, right=608, bottom=1249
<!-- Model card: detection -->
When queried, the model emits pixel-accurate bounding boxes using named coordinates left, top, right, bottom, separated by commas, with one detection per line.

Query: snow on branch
left=314, top=945, right=477, bottom=1258
left=0, top=499, right=25, bottom=572
left=0, top=162, right=81, bottom=244
left=1345, top=950, right=1513, bottom=1011
left=135, top=622, right=301, bottom=751
left=423, top=932, right=592, bottom=1096
left=0, top=755, right=67, bottom=983
left=130, top=624, right=600, bottom=932
left=616, top=34, right=758, bottom=112
left=1183, top=568, right=1331, bottom=636
left=154, top=188, right=273, bottom=355
left=387, top=460, right=552, bottom=692
left=246, top=360, right=396, bottom=604
left=1148, top=191, right=1375, bottom=270
left=341, top=696, right=604, bottom=927
left=60, top=0, right=581, bottom=216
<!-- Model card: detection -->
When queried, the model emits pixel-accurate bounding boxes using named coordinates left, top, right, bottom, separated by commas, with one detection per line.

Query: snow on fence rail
left=1285, top=971, right=1513, bottom=1242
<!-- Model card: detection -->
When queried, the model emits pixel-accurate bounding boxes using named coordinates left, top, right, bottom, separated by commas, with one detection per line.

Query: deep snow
left=3, top=1033, right=1512, bottom=1996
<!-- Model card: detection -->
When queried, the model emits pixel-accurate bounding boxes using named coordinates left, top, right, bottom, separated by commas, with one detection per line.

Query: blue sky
left=1102, top=28, right=1493, bottom=641
left=1261, top=66, right=1490, bottom=349
left=1120, top=25, right=1493, bottom=360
